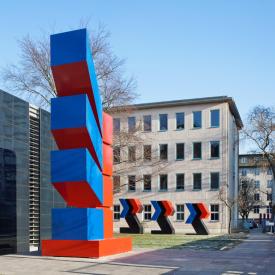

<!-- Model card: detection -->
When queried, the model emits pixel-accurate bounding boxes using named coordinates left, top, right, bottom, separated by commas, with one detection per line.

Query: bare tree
left=238, top=176, right=260, bottom=221
left=1, top=24, right=137, bottom=110
left=111, top=116, right=172, bottom=193
left=242, top=106, right=275, bottom=215
left=218, top=184, right=236, bottom=234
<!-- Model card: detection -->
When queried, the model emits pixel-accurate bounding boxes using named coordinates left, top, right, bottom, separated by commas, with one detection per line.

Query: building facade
left=239, top=154, right=274, bottom=220
left=0, top=89, right=65, bottom=254
left=111, top=96, right=242, bottom=234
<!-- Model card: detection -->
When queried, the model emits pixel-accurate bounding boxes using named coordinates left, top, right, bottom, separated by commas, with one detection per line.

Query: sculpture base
left=41, top=237, right=132, bottom=258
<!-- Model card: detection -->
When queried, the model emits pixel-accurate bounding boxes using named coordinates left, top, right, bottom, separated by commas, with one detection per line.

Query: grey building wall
left=0, top=89, right=66, bottom=253
left=0, top=90, right=30, bottom=253
left=39, top=109, right=65, bottom=243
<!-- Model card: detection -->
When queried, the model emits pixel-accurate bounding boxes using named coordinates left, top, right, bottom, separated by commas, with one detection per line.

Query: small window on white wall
left=143, top=204, right=152, bottom=221
left=176, top=204, right=184, bottom=221
left=113, top=205, right=120, bottom=221
left=210, top=204, right=219, bottom=221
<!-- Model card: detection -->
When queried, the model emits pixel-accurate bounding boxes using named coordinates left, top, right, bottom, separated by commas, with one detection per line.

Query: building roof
left=110, top=96, right=243, bottom=129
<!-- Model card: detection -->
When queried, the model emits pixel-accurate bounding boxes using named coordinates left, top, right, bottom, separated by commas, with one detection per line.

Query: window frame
left=176, top=143, right=185, bottom=160
left=143, top=174, right=152, bottom=192
left=113, top=204, right=120, bottom=221
left=176, top=173, right=185, bottom=191
left=143, top=144, right=152, bottom=161
left=113, top=175, right=121, bottom=194
left=128, top=175, right=136, bottom=192
left=193, top=111, right=202, bottom=129
left=143, top=204, right=152, bottom=221
left=210, top=204, right=219, bottom=221
left=159, top=114, right=168, bottom=131
left=210, top=141, right=220, bottom=159
left=176, top=112, right=185, bottom=130
left=143, top=115, right=152, bottom=132
left=210, top=109, right=220, bottom=128
left=113, top=146, right=120, bottom=164
left=159, top=144, right=168, bottom=161
left=193, top=142, right=202, bottom=160
left=176, top=204, right=184, bottom=221
left=128, top=116, right=136, bottom=132
left=193, top=173, right=202, bottom=191
left=159, top=174, right=168, bottom=191
left=210, top=172, right=220, bottom=190
left=128, top=146, right=136, bottom=162
left=113, top=118, right=120, bottom=133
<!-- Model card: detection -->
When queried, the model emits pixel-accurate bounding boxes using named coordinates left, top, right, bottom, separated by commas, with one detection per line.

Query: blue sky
left=0, top=0, right=274, bottom=152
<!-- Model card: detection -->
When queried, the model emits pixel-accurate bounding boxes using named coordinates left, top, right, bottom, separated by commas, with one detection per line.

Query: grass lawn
left=114, top=232, right=247, bottom=251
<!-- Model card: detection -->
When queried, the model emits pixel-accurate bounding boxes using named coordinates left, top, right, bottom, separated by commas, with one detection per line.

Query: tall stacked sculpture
left=41, top=29, right=132, bottom=258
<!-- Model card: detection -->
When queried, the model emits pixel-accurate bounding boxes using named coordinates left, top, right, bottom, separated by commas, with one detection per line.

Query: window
left=159, top=114, right=168, bottom=131
left=143, top=175, right=151, bottom=191
left=176, top=143, right=184, bottom=160
left=175, top=173, right=184, bottom=190
left=159, top=174, right=168, bottom=191
left=267, top=180, right=273, bottom=188
left=267, top=193, right=272, bottom=201
left=128, top=117, right=136, bottom=132
left=267, top=168, right=273, bottom=175
left=240, top=157, right=248, bottom=164
left=210, top=204, right=219, bottom=221
left=160, top=144, right=168, bottom=160
left=113, top=175, right=120, bottom=193
left=255, top=180, right=260, bottom=188
left=143, top=115, right=152, bottom=132
left=128, top=175, right=136, bottom=191
left=114, top=205, right=120, bottom=221
left=253, top=205, right=260, bottom=214
left=193, top=173, right=202, bottom=190
left=143, top=204, right=152, bottom=221
left=255, top=168, right=260, bottom=176
left=193, top=111, right=202, bottom=128
left=267, top=206, right=272, bottom=214
left=241, top=168, right=247, bottom=177
left=254, top=193, right=260, bottom=201
left=193, top=142, right=202, bottom=159
left=113, top=146, right=120, bottom=164
left=128, top=146, right=136, bottom=162
left=176, top=204, right=184, bottom=221
left=113, top=118, right=120, bottom=133
left=210, top=109, right=220, bottom=127
left=210, top=141, right=220, bottom=158
left=210, top=172, right=219, bottom=190
left=176, top=112, right=185, bottom=130
left=143, top=145, right=151, bottom=161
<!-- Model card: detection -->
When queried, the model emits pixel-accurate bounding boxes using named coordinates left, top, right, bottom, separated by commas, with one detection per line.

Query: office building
left=111, top=96, right=242, bottom=234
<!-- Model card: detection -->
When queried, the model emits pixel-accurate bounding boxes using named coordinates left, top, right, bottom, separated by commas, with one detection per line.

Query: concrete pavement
left=0, top=231, right=274, bottom=274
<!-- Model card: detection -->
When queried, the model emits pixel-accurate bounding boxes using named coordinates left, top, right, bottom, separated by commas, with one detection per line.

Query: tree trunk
left=228, top=208, right=232, bottom=234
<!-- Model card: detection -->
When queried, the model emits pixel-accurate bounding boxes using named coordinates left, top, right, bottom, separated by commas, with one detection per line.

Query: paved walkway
left=0, top=231, right=274, bottom=274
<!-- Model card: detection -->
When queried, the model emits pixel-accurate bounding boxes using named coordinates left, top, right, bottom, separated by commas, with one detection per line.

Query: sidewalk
left=0, top=231, right=274, bottom=274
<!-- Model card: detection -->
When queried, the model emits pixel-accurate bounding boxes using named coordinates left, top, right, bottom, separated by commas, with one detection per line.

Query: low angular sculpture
left=41, top=29, right=131, bottom=258
left=151, top=200, right=175, bottom=234
left=119, top=198, right=144, bottom=234
left=186, top=203, right=210, bottom=235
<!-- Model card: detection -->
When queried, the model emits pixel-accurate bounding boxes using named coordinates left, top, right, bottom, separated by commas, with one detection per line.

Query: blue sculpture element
left=52, top=208, right=104, bottom=240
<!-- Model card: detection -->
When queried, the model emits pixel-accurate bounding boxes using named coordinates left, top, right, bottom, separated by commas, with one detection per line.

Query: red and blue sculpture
left=119, top=198, right=144, bottom=234
left=151, top=200, right=175, bottom=234
left=186, top=203, right=210, bottom=235
left=41, top=29, right=132, bottom=258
